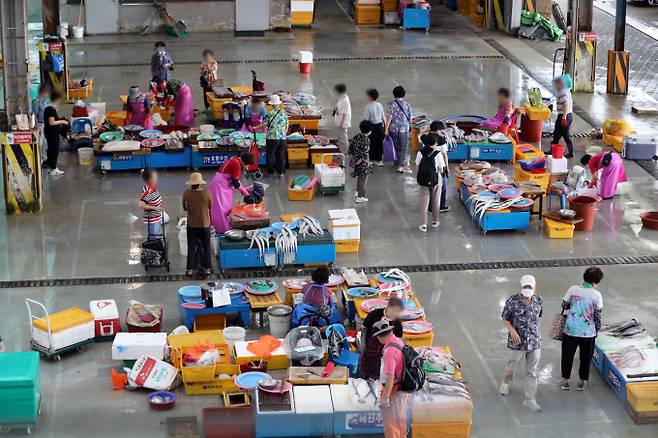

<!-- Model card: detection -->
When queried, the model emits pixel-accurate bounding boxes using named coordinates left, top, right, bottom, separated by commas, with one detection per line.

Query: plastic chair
left=325, top=324, right=360, bottom=376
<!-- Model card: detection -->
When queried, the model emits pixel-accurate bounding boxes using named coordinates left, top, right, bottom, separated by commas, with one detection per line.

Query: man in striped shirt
left=139, top=169, right=163, bottom=237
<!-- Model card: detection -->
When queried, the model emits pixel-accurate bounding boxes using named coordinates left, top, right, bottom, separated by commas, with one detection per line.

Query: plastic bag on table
left=183, top=342, right=216, bottom=364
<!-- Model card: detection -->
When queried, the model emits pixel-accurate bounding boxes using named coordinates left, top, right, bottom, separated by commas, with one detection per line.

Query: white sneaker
left=376, top=161, right=384, bottom=167
left=49, top=168, right=64, bottom=176
left=499, top=382, right=510, bottom=396
left=397, top=166, right=405, bottom=173
left=353, top=192, right=358, bottom=199
left=403, top=166, right=413, bottom=174
left=523, top=399, right=541, bottom=412
left=419, top=224, right=427, bottom=233
left=355, top=197, right=368, bottom=203
left=431, top=221, right=440, bottom=228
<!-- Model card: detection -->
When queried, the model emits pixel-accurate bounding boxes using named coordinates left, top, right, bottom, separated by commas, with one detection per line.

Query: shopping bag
left=549, top=309, right=566, bottom=340
left=15, top=114, right=30, bottom=130
left=382, top=135, right=397, bottom=163
left=50, top=53, right=65, bottom=74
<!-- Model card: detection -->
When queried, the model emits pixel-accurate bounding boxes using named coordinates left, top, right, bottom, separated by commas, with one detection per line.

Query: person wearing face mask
left=499, top=274, right=543, bottom=412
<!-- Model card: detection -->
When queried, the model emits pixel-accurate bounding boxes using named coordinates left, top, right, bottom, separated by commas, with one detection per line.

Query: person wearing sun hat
left=373, top=318, right=408, bottom=437
left=263, top=93, right=289, bottom=177
left=182, top=172, right=212, bottom=276
left=499, top=274, right=543, bottom=412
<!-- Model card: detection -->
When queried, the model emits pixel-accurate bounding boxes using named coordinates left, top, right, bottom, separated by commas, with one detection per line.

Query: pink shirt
left=380, top=336, right=405, bottom=384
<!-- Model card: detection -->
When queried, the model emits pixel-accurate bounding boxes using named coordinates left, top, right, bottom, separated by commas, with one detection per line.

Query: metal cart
left=141, top=213, right=170, bottom=272
left=314, top=153, right=345, bottom=195
left=25, top=299, right=93, bottom=361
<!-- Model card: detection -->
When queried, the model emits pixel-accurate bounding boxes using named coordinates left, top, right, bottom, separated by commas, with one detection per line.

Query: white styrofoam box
left=111, top=332, right=168, bottom=360
left=33, top=321, right=94, bottom=351
left=383, top=11, right=400, bottom=24
left=299, top=50, right=313, bottom=63
left=314, top=164, right=345, bottom=188
left=546, top=156, right=568, bottom=174
left=410, top=391, right=473, bottom=423
left=328, top=209, right=361, bottom=240
left=291, top=0, right=314, bottom=12
left=294, top=385, right=334, bottom=414
left=89, top=299, right=119, bottom=319
left=356, top=0, right=380, bottom=4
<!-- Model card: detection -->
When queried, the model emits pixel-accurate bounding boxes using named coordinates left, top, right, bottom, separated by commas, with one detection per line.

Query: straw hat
left=269, top=94, right=282, bottom=106
left=185, top=172, right=206, bottom=185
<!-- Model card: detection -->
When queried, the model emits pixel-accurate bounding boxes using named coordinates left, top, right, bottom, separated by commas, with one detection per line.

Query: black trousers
left=266, top=139, right=286, bottom=175
left=561, top=334, right=595, bottom=380
left=368, top=123, right=384, bottom=162
left=45, top=134, right=60, bottom=169
left=186, top=227, right=212, bottom=270
left=553, top=113, right=574, bottom=156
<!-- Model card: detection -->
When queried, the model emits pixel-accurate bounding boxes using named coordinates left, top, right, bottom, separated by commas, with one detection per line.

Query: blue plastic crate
left=219, top=247, right=277, bottom=269
left=402, top=8, right=430, bottom=30
left=191, top=150, right=239, bottom=168
left=460, top=186, right=530, bottom=232
left=603, top=355, right=658, bottom=404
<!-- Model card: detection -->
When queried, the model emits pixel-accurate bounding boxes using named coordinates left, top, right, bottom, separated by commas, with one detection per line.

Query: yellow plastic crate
left=403, top=330, right=434, bottom=348
left=234, top=340, right=288, bottom=370
left=68, top=79, right=94, bottom=100
left=543, top=217, right=575, bottom=239
left=289, top=117, right=321, bottom=133
left=288, top=186, right=315, bottom=201
left=411, top=421, right=472, bottom=438
left=287, top=146, right=309, bottom=161
left=627, top=382, right=658, bottom=414
left=515, top=144, right=544, bottom=161
left=310, top=152, right=337, bottom=165
left=355, top=4, right=381, bottom=24
left=335, top=239, right=360, bottom=253
left=169, top=331, right=230, bottom=368
left=33, top=307, right=93, bottom=333
left=513, top=164, right=550, bottom=191
left=106, top=111, right=127, bottom=127
left=382, top=0, right=398, bottom=12
left=183, top=364, right=241, bottom=395
left=194, top=314, right=227, bottom=332
left=522, top=102, right=551, bottom=121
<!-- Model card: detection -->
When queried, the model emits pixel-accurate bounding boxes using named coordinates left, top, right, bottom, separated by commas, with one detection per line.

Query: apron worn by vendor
left=480, top=103, right=513, bottom=131
left=126, top=94, right=153, bottom=129
left=590, top=152, right=627, bottom=199
left=174, top=83, right=195, bottom=127
left=244, top=106, right=267, bottom=133
left=209, top=157, right=246, bottom=233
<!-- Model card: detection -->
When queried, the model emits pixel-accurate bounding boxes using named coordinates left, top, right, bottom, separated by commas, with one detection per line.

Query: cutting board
left=287, top=366, right=348, bottom=385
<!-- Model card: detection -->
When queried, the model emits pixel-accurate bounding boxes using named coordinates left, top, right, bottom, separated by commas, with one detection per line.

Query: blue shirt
left=387, top=99, right=412, bottom=133
left=151, top=50, right=173, bottom=82
left=31, top=97, right=48, bottom=124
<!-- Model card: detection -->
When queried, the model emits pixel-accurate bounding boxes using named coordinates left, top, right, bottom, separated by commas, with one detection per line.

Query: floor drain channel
left=69, top=54, right=504, bottom=69
left=0, top=255, right=655, bottom=289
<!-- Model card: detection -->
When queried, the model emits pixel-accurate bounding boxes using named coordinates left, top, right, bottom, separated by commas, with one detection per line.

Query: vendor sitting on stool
left=480, top=88, right=514, bottom=132
left=291, top=266, right=342, bottom=329
left=124, top=86, right=152, bottom=129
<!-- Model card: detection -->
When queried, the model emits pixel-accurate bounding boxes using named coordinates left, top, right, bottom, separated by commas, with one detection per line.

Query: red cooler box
left=90, top=299, right=121, bottom=340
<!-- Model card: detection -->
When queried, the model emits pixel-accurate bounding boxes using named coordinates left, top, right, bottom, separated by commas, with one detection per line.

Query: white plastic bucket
left=267, top=305, right=292, bottom=338
left=59, top=23, right=69, bottom=38
left=77, top=147, right=93, bottom=165
left=72, top=26, right=84, bottom=39
left=223, top=326, right=246, bottom=351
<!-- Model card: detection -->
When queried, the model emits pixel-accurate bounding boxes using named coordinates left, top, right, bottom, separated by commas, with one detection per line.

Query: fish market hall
left=1, top=0, right=658, bottom=437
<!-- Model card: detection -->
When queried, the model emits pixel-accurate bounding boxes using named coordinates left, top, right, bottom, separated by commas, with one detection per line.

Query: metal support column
left=0, top=0, right=31, bottom=119
left=607, top=0, right=629, bottom=94
left=42, top=0, right=60, bottom=37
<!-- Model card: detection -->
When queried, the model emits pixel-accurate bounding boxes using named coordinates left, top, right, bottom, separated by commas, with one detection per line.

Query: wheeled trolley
left=141, top=214, right=170, bottom=272
left=25, top=299, right=95, bottom=361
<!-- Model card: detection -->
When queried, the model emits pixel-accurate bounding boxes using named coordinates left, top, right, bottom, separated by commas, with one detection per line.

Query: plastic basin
left=569, top=196, right=599, bottom=231
left=640, top=211, right=658, bottom=230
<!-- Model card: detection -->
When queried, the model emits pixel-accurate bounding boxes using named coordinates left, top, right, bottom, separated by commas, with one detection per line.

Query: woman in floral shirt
left=348, top=121, right=373, bottom=203
left=263, top=94, right=289, bottom=177
left=199, top=49, right=218, bottom=109
left=385, top=86, right=413, bottom=173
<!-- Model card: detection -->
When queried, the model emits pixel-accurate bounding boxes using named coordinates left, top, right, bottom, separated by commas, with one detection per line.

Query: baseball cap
left=520, top=275, right=536, bottom=288
left=372, top=319, right=394, bottom=337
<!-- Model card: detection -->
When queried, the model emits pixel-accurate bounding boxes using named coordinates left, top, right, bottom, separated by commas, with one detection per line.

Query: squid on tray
left=247, top=230, right=271, bottom=259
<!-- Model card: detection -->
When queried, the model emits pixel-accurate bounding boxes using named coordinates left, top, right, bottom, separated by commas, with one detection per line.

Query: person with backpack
left=290, top=266, right=342, bottom=329
left=372, top=319, right=409, bottom=438
left=415, top=133, right=445, bottom=233
left=360, top=297, right=404, bottom=379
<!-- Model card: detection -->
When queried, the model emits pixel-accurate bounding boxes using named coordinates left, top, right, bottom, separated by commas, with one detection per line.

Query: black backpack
left=385, top=342, right=426, bottom=392
left=416, top=148, right=439, bottom=187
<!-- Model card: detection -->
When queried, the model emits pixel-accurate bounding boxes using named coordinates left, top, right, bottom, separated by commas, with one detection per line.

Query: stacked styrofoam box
left=328, top=209, right=361, bottom=253
left=546, top=155, right=568, bottom=174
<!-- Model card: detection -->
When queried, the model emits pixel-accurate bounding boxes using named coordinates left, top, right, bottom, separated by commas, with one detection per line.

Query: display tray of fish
left=601, top=319, right=647, bottom=338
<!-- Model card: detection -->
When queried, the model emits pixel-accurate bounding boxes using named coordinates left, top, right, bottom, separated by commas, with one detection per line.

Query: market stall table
left=466, top=140, right=515, bottom=162
left=459, top=183, right=530, bottom=234
left=177, top=293, right=251, bottom=330
left=519, top=185, right=546, bottom=220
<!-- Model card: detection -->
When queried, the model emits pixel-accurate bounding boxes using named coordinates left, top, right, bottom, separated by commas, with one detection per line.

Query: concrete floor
left=1, top=1, right=658, bottom=437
